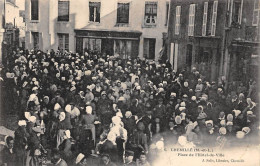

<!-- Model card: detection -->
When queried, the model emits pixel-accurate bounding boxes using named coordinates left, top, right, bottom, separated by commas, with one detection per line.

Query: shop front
left=229, top=40, right=260, bottom=83
left=75, top=29, right=141, bottom=59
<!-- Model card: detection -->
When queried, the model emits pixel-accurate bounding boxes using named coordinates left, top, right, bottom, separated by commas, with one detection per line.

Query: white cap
left=84, top=70, right=91, bottom=76
left=180, top=102, right=186, bottom=107
left=170, top=92, right=176, bottom=97
left=75, top=153, right=85, bottom=164
left=28, top=116, right=37, bottom=123
left=247, top=111, right=253, bottom=115
left=242, top=127, right=250, bottom=135
left=32, top=87, right=38, bottom=91
left=179, top=107, right=186, bottom=112
left=112, top=116, right=121, bottom=125
left=71, top=81, right=76, bottom=86
left=219, top=127, right=227, bottom=135
left=18, top=120, right=27, bottom=126
left=22, top=81, right=28, bottom=88
left=226, top=121, right=233, bottom=126
left=86, top=106, right=92, bottom=114
left=54, top=103, right=61, bottom=111
left=220, top=120, right=226, bottom=126
left=70, top=86, right=76, bottom=91
left=233, top=110, right=241, bottom=117
left=65, top=105, right=72, bottom=113
left=205, top=120, right=213, bottom=126
left=65, top=130, right=71, bottom=139
left=59, top=112, right=66, bottom=121
left=191, top=96, right=196, bottom=101
left=125, top=111, right=132, bottom=118
left=116, top=112, right=123, bottom=118
left=236, top=131, right=245, bottom=139
left=24, top=112, right=31, bottom=120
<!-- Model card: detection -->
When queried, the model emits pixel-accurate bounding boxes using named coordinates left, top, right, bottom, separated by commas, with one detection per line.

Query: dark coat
left=1, top=146, right=16, bottom=166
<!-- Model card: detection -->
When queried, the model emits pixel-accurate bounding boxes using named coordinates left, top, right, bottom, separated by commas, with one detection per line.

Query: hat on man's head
left=125, top=150, right=134, bottom=157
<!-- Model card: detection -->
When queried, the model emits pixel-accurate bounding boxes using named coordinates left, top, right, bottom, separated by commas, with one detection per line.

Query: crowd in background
left=0, top=48, right=259, bottom=166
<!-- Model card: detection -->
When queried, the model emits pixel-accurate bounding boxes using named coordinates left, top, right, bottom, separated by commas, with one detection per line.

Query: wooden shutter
left=211, top=1, right=218, bottom=36
left=202, top=2, right=208, bottom=36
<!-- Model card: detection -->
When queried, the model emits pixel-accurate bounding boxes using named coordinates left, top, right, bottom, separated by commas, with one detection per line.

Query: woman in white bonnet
left=80, top=106, right=96, bottom=144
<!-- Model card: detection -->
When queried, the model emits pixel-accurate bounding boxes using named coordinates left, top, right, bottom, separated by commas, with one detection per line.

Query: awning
left=75, top=29, right=142, bottom=40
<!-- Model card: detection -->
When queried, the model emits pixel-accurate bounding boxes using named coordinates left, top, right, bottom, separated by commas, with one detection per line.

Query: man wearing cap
left=124, top=150, right=135, bottom=166
left=153, top=97, right=166, bottom=121
left=51, top=90, right=65, bottom=108
left=97, top=91, right=112, bottom=125
left=99, top=154, right=117, bottom=166
left=51, top=150, right=68, bottom=166
left=165, top=95, right=176, bottom=121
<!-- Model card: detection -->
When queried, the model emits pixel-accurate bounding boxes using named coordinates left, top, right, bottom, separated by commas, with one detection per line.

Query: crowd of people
left=0, top=48, right=259, bottom=166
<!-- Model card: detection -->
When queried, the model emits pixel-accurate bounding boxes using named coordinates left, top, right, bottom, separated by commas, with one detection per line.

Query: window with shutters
left=31, top=0, right=39, bottom=20
left=89, top=2, right=101, bottom=23
left=228, top=0, right=243, bottom=26
left=175, top=6, right=181, bottom=35
left=211, top=1, right=218, bottom=36
left=58, top=0, right=70, bottom=22
left=58, top=33, right=69, bottom=52
left=202, top=2, right=208, bottom=36
left=252, top=0, right=260, bottom=26
left=165, top=2, right=169, bottom=26
left=144, top=2, right=157, bottom=25
left=117, top=3, right=130, bottom=24
left=188, top=4, right=195, bottom=36
left=32, top=32, right=39, bottom=50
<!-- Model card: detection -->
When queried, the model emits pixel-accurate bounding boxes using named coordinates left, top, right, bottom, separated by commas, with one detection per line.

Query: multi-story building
left=167, top=0, right=259, bottom=83
left=4, top=0, right=26, bottom=48
left=25, top=0, right=169, bottom=61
